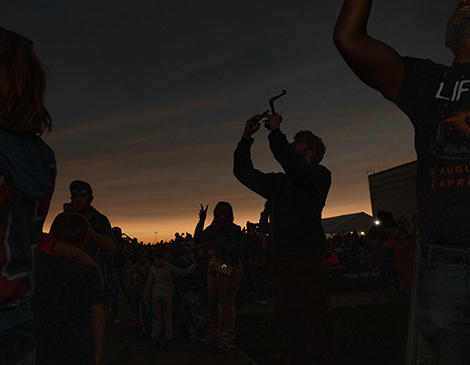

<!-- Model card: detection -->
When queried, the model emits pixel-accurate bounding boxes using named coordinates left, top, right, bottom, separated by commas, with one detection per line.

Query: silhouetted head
left=292, top=130, right=326, bottom=164
left=0, top=27, right=51, bottom=135
left=446, top=0, right=470, bottom=55
left=246, top=221, right=257, bottom=234
left=112, top=227, right=123, bottom=245
left=213, top=201, right=234, bottom=226
left=69, top=180, right=94, bottom=216
left=49, top=212, right=90, bottom=248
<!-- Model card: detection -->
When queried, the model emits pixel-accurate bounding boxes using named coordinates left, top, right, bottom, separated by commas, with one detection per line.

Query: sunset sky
left=1, top=0, right=457, bottom=242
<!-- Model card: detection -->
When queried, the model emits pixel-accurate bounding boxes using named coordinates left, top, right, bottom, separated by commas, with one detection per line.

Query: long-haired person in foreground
left=0, top=28, right=92, bottom=364
left=194, top=202, right=243, bottom=352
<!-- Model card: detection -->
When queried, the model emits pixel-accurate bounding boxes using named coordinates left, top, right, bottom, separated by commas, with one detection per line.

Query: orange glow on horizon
left=42, top=203, right=372, bottom=244
left=43, top=186, right=373, bottom=244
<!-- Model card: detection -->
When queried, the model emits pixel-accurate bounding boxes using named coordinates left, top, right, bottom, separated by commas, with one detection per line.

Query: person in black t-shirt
left=334, top=1, right=470, bottom=363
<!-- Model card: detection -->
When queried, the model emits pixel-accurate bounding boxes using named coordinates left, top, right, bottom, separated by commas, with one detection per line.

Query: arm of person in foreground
left=91, top=303, right=105, bottom=365
left=333, top=0, right=404, bottom=100
left=41, top=234, right=103, bottom=284
left=90, top=229, right=116, bottom=252
left=41, top=233, right=97, bottom=267
left=233, top=115, right=275, bottom=199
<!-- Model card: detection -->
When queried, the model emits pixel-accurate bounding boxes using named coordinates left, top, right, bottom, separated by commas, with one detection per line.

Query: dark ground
left=101, top=287, right=409, bottom=365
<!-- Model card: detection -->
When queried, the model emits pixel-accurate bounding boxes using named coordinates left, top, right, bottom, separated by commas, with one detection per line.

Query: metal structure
left=368, top=160, right=418, bottom=219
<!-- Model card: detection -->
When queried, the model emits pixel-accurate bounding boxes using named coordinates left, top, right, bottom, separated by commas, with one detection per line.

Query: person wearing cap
left=64, top=180, right=115, bottom=262
left=334, top=1, right=470, bottom=363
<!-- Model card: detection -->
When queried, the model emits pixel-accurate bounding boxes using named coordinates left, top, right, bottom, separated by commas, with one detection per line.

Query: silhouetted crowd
left=108, top=209, right=419, bottom=350
left=109, top=222, right=271, bottom=340
left=326, top=212, right=419, bottom=297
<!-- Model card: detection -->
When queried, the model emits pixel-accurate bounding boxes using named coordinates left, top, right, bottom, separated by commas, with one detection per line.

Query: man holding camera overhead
left=234, top=113, right=335, bottom=365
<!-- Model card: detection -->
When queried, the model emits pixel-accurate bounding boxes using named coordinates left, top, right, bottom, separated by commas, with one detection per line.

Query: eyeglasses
left=71, top=187, right=89, bottom=195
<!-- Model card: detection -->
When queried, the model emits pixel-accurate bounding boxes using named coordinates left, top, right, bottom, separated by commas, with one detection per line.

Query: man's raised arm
left=333, top=0, right=404, bottom=100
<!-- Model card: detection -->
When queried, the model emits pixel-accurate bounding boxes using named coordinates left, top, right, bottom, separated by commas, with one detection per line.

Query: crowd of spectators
left=91, top=209, right=419, bottom=358
left=326, top=212, right=419, bottom=297
left=105, top=215, right=270, bottom=345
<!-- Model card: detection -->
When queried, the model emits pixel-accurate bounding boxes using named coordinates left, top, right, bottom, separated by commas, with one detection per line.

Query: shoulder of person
left=314, top=163, right=331, bottom=175
left=402, top=56, right=445, bottom=71
left=231, top=223, right=242, bottom=230
left=89, top=206, right=109, bottom=222
left=396, top=56, right=449, bottom=101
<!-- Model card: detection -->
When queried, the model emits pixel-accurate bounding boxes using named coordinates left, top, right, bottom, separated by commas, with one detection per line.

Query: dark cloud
left=0, top=0, right=457, bottom=240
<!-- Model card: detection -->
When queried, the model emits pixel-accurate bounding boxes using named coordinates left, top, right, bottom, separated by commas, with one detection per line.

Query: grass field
left=330, top=274, right=383, bottom=294
left=236, top=276, right=409, bottom=365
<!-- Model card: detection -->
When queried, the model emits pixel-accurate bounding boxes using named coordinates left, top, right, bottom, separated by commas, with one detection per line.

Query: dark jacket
left=233, top=129, right=331, bottom=258
left=194, top=222, right=243, bottom=267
